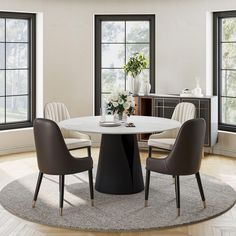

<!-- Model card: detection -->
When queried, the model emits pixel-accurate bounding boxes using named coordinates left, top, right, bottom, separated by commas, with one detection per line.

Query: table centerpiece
left=106, top=90, right=135, bottom=121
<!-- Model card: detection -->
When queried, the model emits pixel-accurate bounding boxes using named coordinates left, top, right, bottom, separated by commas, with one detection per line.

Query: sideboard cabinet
left=134, top=94, right=218, bottom=147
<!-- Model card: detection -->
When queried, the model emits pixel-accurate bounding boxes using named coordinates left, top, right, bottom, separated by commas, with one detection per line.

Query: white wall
left=1, top=0, right=236, bottom=156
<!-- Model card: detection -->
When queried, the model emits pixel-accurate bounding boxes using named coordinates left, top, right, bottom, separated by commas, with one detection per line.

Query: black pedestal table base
left=95, top=134, right=144, bottom=194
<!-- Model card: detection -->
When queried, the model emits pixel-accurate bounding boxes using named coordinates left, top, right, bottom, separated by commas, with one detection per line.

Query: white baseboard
left=212, top=146, right=236, bottom=158
left=0, top=145, right=35, bottom=156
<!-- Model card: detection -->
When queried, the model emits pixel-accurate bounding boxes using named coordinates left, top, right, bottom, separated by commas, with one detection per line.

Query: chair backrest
left=171, top=102, right=196, bottom=123
left=156, top=102, right=196, bottom=139
left=44, top=102, right=70, bottom=123
left=166, top=118, right=206, bottom=175
left=33, top=118, right=72, bottom=175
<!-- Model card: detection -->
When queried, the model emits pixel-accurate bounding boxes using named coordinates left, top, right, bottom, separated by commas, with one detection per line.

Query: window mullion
left=124, top=20, right=127, bottom=91
left=4, top=18, right=6, bottom=124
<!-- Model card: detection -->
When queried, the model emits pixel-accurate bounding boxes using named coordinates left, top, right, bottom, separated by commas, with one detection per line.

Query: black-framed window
left=95, top=15, right=155, bottom=115
left=0, top=12, right=36, bottom=130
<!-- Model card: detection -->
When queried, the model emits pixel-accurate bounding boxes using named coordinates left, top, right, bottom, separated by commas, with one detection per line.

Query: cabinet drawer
left=163, top=98, right=180, bottom=107
left=154, top=106, right=176, bottom=119
left=154, top=98, right=164, bottom=107
left=154, top=106, right=164, bottom=117
left=200, top=100, right=210, bottom=109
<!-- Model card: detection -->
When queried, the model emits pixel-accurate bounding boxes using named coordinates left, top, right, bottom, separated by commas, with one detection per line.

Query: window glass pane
left=221, top=70, right=236, bottom=96
left=101, top=93, right=111, bottom=108
left=6, top=19, right=28, bottom=42
left=222, top=18, right=236, bottom=42
left=0, top=70, right=5, bottom=96
left=102, top=21, right=124, bottom=43
left=0, top=97, right=4, bottom=123
left=222, top=43, right=236, bottom=69
left=6, top=70, right=28, bottom=95
left=126, top=44, right=149, bottom=65
left=6, top=96, right=28, bottom=122
left=0, top=43, right=5, bottom=69
left=102, top=44, right=125, bottom=68
left=102, top=69, right=125, bottom=93
left=126, top=21, right=149, bottom=42
left=0, top=18, right=5, bottom=42
left=6, top=43, right=28, bottom=69
left=221, top=97, right=236, bottom=125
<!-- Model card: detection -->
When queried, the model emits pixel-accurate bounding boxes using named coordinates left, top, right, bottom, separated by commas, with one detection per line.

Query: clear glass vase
left=114, top=112, right=126, bottom=122
left=118, top=113, right=123, bottom=121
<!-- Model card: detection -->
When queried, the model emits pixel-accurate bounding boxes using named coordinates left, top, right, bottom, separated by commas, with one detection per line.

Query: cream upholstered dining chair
left=148, top=102, right=196, bottom=153
left=44, top=102, right=91, bottom=152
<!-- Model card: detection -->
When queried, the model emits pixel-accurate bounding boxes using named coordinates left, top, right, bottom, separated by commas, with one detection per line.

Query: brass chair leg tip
left=203, top=201, right=206, bottom=208
left=177, top=208, right=180, bottom=216
left=91, top=199, right=94, bottom=207
left=60, top=208, right=63, bottom=216
left=32, top=201, right=36, bottom=208
left=145, top=200, right=148, bottom=207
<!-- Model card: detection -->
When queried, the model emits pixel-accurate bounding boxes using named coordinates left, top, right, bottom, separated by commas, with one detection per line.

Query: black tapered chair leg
left=145, top=169, right=151, bottom=207
left=59, top=175, right=65, bottom=216
left=148, top=146, right=152, bottom=157
left=195, top=172, right=206, bottom=208
left=172, top=175, right=175, bottom=184
left=87, top=146, right=91, bottom=157
left=175, top=175, right=180, bottom=216
left=88, top=169, right=94, bottom=206
left=32, top=172, right=43, bottom=208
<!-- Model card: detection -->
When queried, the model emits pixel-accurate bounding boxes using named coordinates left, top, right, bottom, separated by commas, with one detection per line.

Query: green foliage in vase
left=124, top=53, right=148, bottom=78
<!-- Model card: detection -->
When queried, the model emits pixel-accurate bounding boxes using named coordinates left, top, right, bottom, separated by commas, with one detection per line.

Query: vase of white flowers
left=106, top=90, right=135, bottom=121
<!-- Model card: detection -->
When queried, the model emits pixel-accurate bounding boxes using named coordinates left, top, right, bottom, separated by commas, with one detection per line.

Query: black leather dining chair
left=145, top=118, right=206, bottom=216
left=32, top=118, right=94, bottom=216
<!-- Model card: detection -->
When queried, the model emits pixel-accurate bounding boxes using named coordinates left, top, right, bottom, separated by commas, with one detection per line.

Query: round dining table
left=59, top=115, right=181, bottom=195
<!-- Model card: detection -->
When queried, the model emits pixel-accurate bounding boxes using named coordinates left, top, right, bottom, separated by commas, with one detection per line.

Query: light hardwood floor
left=0, top=148, right=236, bottom=236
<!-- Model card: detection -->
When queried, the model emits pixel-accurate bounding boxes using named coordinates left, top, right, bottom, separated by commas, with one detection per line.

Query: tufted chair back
left=171, top=102, right=196, bottom=123
left=44, top=102, right=70, bottom=123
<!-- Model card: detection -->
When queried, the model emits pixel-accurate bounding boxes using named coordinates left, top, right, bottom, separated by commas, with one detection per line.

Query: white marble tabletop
left=59, top=115, right=181, bottom=135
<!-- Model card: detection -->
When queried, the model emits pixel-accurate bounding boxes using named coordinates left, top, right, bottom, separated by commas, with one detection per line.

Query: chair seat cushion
left=148, top=138, right=175, bottom=150
left=64, top=138, right=91, bottom=150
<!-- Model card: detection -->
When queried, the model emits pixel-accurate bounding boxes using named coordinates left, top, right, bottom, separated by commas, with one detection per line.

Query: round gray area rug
left=0, top=171, right=235, bottom=232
